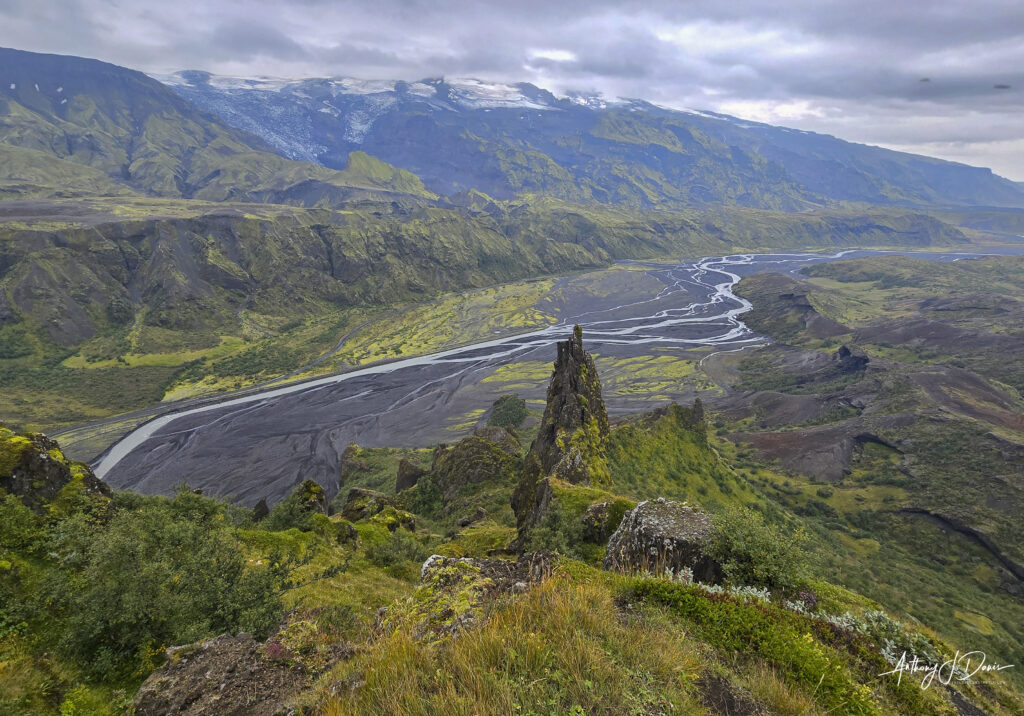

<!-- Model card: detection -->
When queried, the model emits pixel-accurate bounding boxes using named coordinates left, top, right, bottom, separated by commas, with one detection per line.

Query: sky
left=2, top=0, right=1022, bottom=180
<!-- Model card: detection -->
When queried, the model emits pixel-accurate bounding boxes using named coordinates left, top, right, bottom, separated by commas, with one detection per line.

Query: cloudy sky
left=3, top=0, right=1022, bottom=180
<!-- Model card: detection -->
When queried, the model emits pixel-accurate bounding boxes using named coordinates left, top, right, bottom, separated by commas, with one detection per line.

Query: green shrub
left=262, top=489, right=322, bottom=532
left=0, top=494, right=44, bottom=552
left=48, top=491, right=282, bottom=678
left=365, top=529, right=430, bottom=571
left=632, top=579, right=885, bottom=715
left=487, top=394, right=528, bottom=430
left=522, top=500, right=582, bottom=556
left=708, top=506, right=809, bottom=590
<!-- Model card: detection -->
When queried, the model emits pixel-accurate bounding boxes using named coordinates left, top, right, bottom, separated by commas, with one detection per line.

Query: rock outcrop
left=512, top=326, right=610, bottom=536
left=339, top=487, right=398, bottom=522
left=604, top=498, right=722, bottom=582
left=395, top=458, right=426, bottom=492
left=430, top=427, right=521, bottom=506
left=0, top=425, right=110, bottom=512
left=292, top=479, right=329, bottom=515
left=457, top=507, right=487, bottom=528
left=407, top=552, right=554, bottom=640
left=832, top=344, right=869, bottom=374
left=581, top=501, right=616, bottom=544
left=339, top=443, right=369, bottom=486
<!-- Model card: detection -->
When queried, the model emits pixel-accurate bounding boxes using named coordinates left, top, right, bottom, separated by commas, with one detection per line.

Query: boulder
left=406, top=551, right=554, bottom=640
left=604, top=498, right=722, bottom=582
left=395, top=458, right=426, bottom=492
left=457, top=507, right=487, bottom=528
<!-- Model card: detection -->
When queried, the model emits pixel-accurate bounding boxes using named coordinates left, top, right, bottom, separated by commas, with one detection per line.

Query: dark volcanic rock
left=292, top=479, right=329, bottom=515
left=0, top=426, right=110, bottom=512
left=457, top=507, right=487, bottom=528
left=396, top=458, right=426, bottom=492
left=512, top=326, right=610, bottom=533
left=339, top=487, right=396, bottom=522
left=431, top=427, right=521, bottom=505
left=604, top=498, right=722, bottom=582
left=252, top=498, right=269, bottom=521
left=832, top=344, right=869, bottom=374
left=581, top=501, right=616, bottom=544
left=516, top=476, right=556, bottom=536
left=339, top=443, right=368, bottom=486
left=729, top=424, right=905, bottom=483
left=133, top=633, right=306, bottom=716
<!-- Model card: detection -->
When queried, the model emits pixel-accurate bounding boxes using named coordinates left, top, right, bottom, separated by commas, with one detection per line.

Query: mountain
left=157, top=71, right=1024, bottom=210
left=0, top=47, right=433, bottom=202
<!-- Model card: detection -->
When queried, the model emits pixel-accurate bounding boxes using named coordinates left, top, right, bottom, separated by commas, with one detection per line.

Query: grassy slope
left=726, top=254, right=1024, bottom=691
left=4, top=362, right=1024, bottom=714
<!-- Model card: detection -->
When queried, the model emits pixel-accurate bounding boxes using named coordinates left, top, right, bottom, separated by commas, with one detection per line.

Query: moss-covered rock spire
left=512, top=326, right=610, bottom=533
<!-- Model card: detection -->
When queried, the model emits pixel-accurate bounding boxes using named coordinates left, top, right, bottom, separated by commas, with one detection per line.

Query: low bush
left=487, top=394, right=528, bottom=430
left=708, top=506, right=809, bottom=590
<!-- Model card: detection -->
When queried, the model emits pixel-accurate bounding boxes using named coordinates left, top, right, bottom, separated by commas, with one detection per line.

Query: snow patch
left=682, top=108, right=724, bottom=120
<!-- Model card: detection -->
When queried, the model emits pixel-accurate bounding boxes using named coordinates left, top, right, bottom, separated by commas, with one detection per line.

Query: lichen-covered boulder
left=0, top=425, right=110, bottom=513
left=604, top=498, right=722, bottom=582
left=339, top=487, right=396, bottom=522
left=395, top=458, right=426, bottom=492
left=408, top=552, right=554, bottom=640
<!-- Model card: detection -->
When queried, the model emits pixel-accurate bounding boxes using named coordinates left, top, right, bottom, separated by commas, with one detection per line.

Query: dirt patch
left=729, top=418, right=909, bottom=483
left=908, top=368, right=1024, bottom=433
left=696, top=673, right=770, bottom=715
left=134, top=633, right=308, bottom=716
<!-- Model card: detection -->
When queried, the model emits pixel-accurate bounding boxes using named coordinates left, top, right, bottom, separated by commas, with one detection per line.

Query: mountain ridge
left=0, top=47, right=434, bottom=203
left=154, top=67, right=1024, bottom=210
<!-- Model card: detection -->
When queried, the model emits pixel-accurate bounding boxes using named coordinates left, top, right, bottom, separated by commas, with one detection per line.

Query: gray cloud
left=1, top=0, right=1022, bottom=179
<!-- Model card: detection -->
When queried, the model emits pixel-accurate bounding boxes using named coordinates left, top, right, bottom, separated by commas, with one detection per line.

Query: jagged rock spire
left=512, top=326, right=609, bottom=532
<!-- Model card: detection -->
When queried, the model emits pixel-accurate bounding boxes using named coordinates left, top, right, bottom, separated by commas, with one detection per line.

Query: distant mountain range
left=155, top=69, right=1024, bottom=210
left=1, top=46, right=1023, bottom=210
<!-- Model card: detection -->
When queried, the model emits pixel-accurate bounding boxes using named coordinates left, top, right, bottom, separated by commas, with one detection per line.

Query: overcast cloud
left=2, top=0, right=1022, bottom=180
